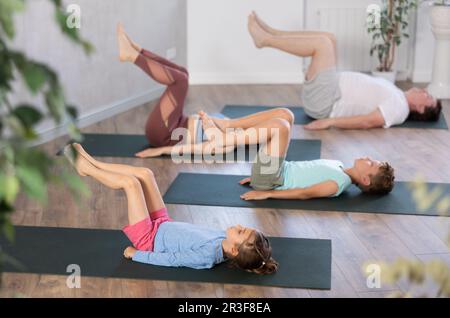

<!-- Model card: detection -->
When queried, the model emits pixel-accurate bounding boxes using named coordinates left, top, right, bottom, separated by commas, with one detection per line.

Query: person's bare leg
left=208, top=108, right=294, bottom=132
left=248, top=14, right=336, bottom=80
left=118, top=23, right=139, bottom=63
left=199, top=113, right=291, bottom=157
left=72, top=144, right=165, bottom=213
left=68, top=149, right=150, bottom=225
left=252, top=11, right=337, bottom=57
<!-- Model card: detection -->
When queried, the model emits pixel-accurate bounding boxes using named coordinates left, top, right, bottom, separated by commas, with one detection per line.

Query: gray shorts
left=301, top=68, right=341, bottom=119
left=250, top=150, right=285, bottom=191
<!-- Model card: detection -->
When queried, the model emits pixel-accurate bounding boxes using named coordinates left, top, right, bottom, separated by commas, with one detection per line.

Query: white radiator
left=305, top=0, right=411, bottom=74
left=317, top=7, right=373, bottom=71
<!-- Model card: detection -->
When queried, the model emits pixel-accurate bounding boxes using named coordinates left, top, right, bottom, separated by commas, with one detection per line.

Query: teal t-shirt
left=276, top=159, right=352, bottom=197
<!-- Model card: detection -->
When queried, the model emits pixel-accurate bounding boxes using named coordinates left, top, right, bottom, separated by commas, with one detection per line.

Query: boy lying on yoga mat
left=248, top=12, right=442, bottom=130
left=199, top=112, right=395, bottom=201
left=64, top=143, right=277, bottom=273
left=118, top=23, right=290, bottom=159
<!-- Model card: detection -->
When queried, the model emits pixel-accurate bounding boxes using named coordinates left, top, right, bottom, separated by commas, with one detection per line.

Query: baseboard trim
left=188, top=72, right=305, bottom=85
left=35, top=86, right=165, bottom=146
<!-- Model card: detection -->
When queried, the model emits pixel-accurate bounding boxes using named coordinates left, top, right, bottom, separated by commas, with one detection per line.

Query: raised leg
left=73, top=144, right=165, bottom=214
left=252, top=11, right=337, bottom=58
left=200, top=114, right=291, bottom=158
left=248, top=14, right=336, bottom=81
left=70, top=151, right=151, bottom=225
left=213, top=108, right=294, bottom=132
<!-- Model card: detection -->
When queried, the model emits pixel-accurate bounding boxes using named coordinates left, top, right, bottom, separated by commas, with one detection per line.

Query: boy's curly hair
left=362, top=162, right=395, bottom=195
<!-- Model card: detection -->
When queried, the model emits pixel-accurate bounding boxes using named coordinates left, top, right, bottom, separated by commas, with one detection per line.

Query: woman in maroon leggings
left=117, top=24, right=295, bottom=158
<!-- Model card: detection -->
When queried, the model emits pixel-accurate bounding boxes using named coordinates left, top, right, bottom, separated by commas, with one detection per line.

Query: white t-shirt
left=329, top=72, right=409, bottom=128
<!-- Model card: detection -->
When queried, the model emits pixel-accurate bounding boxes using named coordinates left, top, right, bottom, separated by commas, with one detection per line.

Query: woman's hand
left=135, top=147, right=165, bottom=158
left=304, top=118, right=334, bottom=130
left=123, top=246, right=137, bottom=259
left=239, top=177, right=251, bottom=185
left=240, top=190, right=272, bottom=201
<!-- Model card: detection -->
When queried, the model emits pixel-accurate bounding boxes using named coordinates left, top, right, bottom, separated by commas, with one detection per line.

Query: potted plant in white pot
left=428, top=0, right=450, bottom=98
left=367, top=0, right=418, bottom=82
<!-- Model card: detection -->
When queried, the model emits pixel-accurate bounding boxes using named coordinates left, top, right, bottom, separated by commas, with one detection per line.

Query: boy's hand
left=240, top=190, right=271, bottom=201
left=239, top=177, right=251, bottom=185
left=135, top=147, right=164, bottom=158
left=124, top=246, right=137, bottom=259
left=304, top=118, right=334, bottom=130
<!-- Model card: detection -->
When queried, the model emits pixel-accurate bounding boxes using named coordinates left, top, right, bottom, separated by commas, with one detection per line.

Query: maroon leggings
left=134, top=49, right=189, bottom=147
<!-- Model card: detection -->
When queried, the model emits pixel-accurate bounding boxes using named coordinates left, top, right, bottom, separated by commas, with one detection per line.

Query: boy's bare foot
left=117, top=23, right=138, bottom=62
left=252, top=11, right=278, bottom=36
left=212, top=117, right=229, bottom=132
left=199, top=111, right=225, bottom=143
left=64, top=144, right=95, bottom=177
left=248, top=14, right=270, bottom=48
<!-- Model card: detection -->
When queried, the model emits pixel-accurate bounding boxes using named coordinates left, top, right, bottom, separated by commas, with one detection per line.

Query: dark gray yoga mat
left=163, top=173, right=450, bottom=216
left=221, top=105, right=448, bottom=129
left=59, top=134, right=321, bottom=162
left=0, top=226, right=332, bottom=289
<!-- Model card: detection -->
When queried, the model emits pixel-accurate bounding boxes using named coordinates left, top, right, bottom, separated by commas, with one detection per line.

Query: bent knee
left=136, top=167, right=154, bottom=181
left=270, top=118, right=291, bottom=135
left=316, top=35, right=335, bottom=53
left=121, top=175, right=141, bottom=190
left=276, top=108, right=295, bottom=126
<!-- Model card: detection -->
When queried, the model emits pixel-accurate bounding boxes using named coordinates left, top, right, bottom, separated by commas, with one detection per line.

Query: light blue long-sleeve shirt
left=132, top=221, right=226, bottom=269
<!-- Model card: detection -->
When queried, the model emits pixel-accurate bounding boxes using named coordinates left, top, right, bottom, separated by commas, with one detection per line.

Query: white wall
left=10, top=0, right=187, bottom=143
left=188, top=0, right=428, bottom=84
left=412, top=2, right=434, bottom=83
left=187, top=0, right=305, bottom=84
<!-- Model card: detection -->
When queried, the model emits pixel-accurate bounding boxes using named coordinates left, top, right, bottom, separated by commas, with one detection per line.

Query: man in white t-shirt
left=248, top=12, right=442, bottom=130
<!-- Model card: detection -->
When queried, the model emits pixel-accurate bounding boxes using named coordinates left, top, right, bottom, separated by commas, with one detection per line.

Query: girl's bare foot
left=248, top=14, right=270, bottom=48
left=252, top=11, right=278, bottom=36
left=64, top=145, right=96, bottom=177
left=117, top=23, right=138, bottom=62
left=73, top=143, right=99, bottom=167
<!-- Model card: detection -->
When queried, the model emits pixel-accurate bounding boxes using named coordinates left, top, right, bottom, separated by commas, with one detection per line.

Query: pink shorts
left=122, top=207, right=172, bottom=252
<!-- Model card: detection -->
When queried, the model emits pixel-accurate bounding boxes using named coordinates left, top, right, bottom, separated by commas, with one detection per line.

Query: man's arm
left=304, top=109, right=385, bottom=130
left=240, top=180, right=339, bottom=200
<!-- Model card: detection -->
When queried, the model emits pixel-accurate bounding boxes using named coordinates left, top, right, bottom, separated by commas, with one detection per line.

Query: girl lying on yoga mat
left=198, top=112, right=395, bottom=201
left=248, top=12, right=442, bottom=130
left=117, top=23, right=294, bottom=159
left=64, top=143, right=278, bottom=273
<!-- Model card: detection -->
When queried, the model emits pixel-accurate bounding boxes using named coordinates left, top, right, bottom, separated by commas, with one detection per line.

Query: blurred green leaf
left=0, top=174, right=20, bottom=205
left=45, top=85, right=65, bottom=123
left=0, top=0, right=25, bottom=38
left=11, top=105, right=43, bottom=127
left=16, top=165, right=47, bottom=203
left=2, top=218, right=15, bottom=242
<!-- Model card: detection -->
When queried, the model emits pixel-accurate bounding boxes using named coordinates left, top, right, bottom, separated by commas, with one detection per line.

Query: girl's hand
left=135, top=147, right=164, bottom=158
left=240, top=190, right=271, bottom=201
left=124, top=246, right=137, bottom=259
left=304, top=119, right=334, bottom=130
left=239, top=177, right=251, bottom=185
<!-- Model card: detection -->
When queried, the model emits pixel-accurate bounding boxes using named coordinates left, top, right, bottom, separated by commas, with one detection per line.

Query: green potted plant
left=0, top=0, right=92, bottom=281
left=428, top=0, right=450, bottom=98
left=367, top=0, right=418, bottom=82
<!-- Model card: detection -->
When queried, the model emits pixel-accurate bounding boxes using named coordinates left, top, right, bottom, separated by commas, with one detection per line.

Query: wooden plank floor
left=1, top=83, right=449, bottom=298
